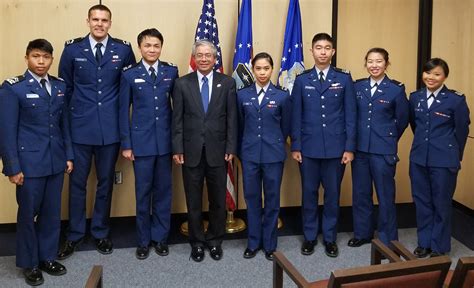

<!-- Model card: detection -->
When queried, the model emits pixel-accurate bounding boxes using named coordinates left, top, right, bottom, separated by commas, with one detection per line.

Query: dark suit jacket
left=172, top=71, right=237, bottom=167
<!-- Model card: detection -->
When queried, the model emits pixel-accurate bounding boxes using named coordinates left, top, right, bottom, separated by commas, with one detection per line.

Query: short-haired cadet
left=409, top=58, right=470, bottom=258
left=349, top=48, right=409, bottom=248
left=119, top=28, right=178, bottom=260
left=57, top=4, right=136, bottom=259
left=0, top=39, right=73, bottom=286
left=291, top=33, right=357, bottom=258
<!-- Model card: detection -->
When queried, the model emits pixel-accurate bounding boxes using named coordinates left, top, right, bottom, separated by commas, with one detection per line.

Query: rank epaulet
left=355, top=78, right=366, bottom=83
left=4, top=75, right=25, bottom=85
left=451, top=89, right=464, bottom=97
left=276, top=85, right=288, bottom=92
left=49, top=75, right=64, bottom=82
left=300, top=69, right=313, bottom=75
left=65, top=37, right=83, bottom=46
left=334, top=67, right=350, bottom=74
left=113, top=38, right=131, bottom=46
left=122, top=64, right=134, bottom=72
left=390, top=79, right=404, bottom=86
left=161, top=61, right=177, bottom=68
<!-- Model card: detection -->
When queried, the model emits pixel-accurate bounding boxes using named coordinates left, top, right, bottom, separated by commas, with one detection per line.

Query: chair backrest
left=84, top=265, right=103, bottom=288
left=447, top=257, right=474, bottom=288
left=327, top=255, right=451, bottom=288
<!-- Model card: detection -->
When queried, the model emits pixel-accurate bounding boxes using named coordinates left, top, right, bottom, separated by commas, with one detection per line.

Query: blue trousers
left=67, top=143, right=119, bottom=241
left=351, top=152, right=398, bottom=245
left=16, top=172, right=63, bottom=268
left=133, top=154, right=172, bottom=247
left=242, top=160, right=283, bottom=252
left=409, top=162, right=458, bottom=253
left=300, top=157, right=345, bottom=243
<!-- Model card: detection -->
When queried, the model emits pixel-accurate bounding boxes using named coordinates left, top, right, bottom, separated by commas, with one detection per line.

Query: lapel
left=155, top=62, right=167, bottom=84
left=371, top=76, right=389, bottom=101
left=135, top=62, right=154, bottom=84
left=306, top=69, right=319, bottom=91
left=189, top=72, right=205, bottom=115
left=429, top=86, right=449, bottom=111
left=100, top=38, right=116, bottom=66
left=24, top=72, right=49, bottom=101
left=79, top=37, right=97, bottom=64
left=360, top=77, right=372, bottom=101
left=208, top=72, right=222, bottom=114
left=260, top=83, right=276, bottom=108
left=417, top=88, right=429, bottom=110
left=247, top=85, right=260, bottom=110
left=316, top=66, right=334, bottom=94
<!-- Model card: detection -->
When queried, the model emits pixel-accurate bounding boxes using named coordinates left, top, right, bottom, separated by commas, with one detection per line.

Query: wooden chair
left=273, top=239, right=451, bottom=288
left=84, top=265, right=103, bottom=288
left=444, top=257, right=474, bottom=288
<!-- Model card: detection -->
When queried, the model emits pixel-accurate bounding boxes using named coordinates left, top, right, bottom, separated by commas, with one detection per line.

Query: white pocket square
left=216, top=83, right=222, bottom=88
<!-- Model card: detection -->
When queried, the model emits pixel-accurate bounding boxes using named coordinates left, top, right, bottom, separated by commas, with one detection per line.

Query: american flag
left=189, top=0, right=224, bottom=73
left=189, top=0, right=236, bottom=211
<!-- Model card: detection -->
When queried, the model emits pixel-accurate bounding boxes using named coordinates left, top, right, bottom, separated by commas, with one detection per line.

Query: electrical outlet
left=114, top=171, right=123, bottom=184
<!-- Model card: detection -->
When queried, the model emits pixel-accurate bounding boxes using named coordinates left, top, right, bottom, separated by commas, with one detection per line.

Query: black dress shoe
left=154, top=242, right=169, bottom=256
left=347, top=238, right=372, bottom=247
left=324, top=241, right=339, bottom=258
left=413, top=246, right=432, bottom=258
left=39, top=261, right=67, bottom=276
left=57, top=239, right=82, bottom=260
left=190, top=246, right=205, bottom=262
left=209, top=245, right=223, bottom=261
left=136, top=246, right=150, bottom=260
left=96, top=238, right=113, bottom=255
left=243, top=248, right=259, bottom=259
left=23, top=268, right=44, bottom=286
left=301, top=240, right=317, bottom=255
left=430, top=251, right=444, bottom=258
left=265, top=251, right=274, bottom=261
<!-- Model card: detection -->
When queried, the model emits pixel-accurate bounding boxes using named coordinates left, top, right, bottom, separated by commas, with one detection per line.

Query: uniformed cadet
left=237, top=53, right=291, bottom=261
left=57, top=4, right=136, bottom=259
left=0, top=39, right=73, bottom=286
left=291, top=33, right=356, bottom=258
left=119, top=28, right=178, bottom=260
left=409, top=58, right=470, bottom=258
left=349, top=48, right=409, bottom=248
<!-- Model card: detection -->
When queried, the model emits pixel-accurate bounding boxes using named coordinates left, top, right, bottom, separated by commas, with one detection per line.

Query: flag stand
left=225, top=210, right=246, bottom=233
left=179, top=220, right=209, bottom=236
left=278, top=217, right=283, bottom=229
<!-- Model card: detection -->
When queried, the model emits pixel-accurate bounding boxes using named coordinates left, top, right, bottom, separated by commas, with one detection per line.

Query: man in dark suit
left=57, top=4, right=135, bottom=259
left=172, top=39, right=237, bottom=262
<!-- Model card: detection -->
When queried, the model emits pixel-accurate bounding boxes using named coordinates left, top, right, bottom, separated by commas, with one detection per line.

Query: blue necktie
left=95, top=43, right=103, bottom=63
left=40, top=78, right=50, bottom=97
left=201, top=76, right=209, bottom=113
left=149, top=67, right=156, bottom=82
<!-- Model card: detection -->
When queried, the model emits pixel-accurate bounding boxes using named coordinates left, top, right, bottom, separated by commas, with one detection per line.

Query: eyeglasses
left=195, top=53, right=214, bottom=60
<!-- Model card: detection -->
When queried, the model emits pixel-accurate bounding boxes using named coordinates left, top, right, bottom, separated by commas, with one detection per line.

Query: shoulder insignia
left=113, top=38, right=131, bottom=46
left=276, top=85, right=288, bottom=92
left=295, top=69, right=313, bottom=78
left=49, top=75, right=64, bottom=82
left=5, top=75, right=25, bottom=85
left=334, top=67, right=350, bottom=74
left=452, top=89, right=464, bottom=97
left=122, top=64, right=133, bottom=72
left=161, top=61, right=177, bottom=68
left=65, top=37, right=83, bottom=46
left=355, top=78, right=366, bottom=83
left=390, top=79, right=404, bottom=86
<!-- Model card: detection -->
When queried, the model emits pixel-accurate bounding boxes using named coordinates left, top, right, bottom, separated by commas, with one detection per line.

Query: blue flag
left=232, top=0, right=254, bottom=90
left=277, top=0, right=304, bottom=94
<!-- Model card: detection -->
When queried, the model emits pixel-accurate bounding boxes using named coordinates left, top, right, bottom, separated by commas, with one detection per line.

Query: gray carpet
left=0, top=228, right=473, bottom=287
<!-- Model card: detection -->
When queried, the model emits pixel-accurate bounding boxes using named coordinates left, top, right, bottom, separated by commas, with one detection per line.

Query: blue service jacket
left=0, top=72, right=73, bottom=177
left=354, top=76, right=409, bottom=155
left=409, top=86, right=470, bottom=168
left=237, top=83, right=291, bottom=163
left=58, top=35, right=136, bottom=145
left=291, top=66, right=357, bottom=158
left=119, top=61, right=178, bottom=156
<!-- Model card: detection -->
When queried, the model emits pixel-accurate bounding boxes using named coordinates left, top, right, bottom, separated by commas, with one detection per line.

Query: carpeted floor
left=0, top=228, right=473, bottom=287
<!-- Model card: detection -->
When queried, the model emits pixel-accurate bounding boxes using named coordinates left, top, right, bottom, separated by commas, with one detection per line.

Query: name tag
left=57, top=93, right=65, bottom=97
left=243, top=102, right=252, bottom=106
left=134, top=78, right=146, bottom=83
left=434, top=111, right=451, bottom=118
left=75, top=58, right=87, bottom=62
left=164, top=78, right=172, bottom=81
left=304, top=86, right=315, bottom=90
left=26, top=93, right=40, bottom=98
